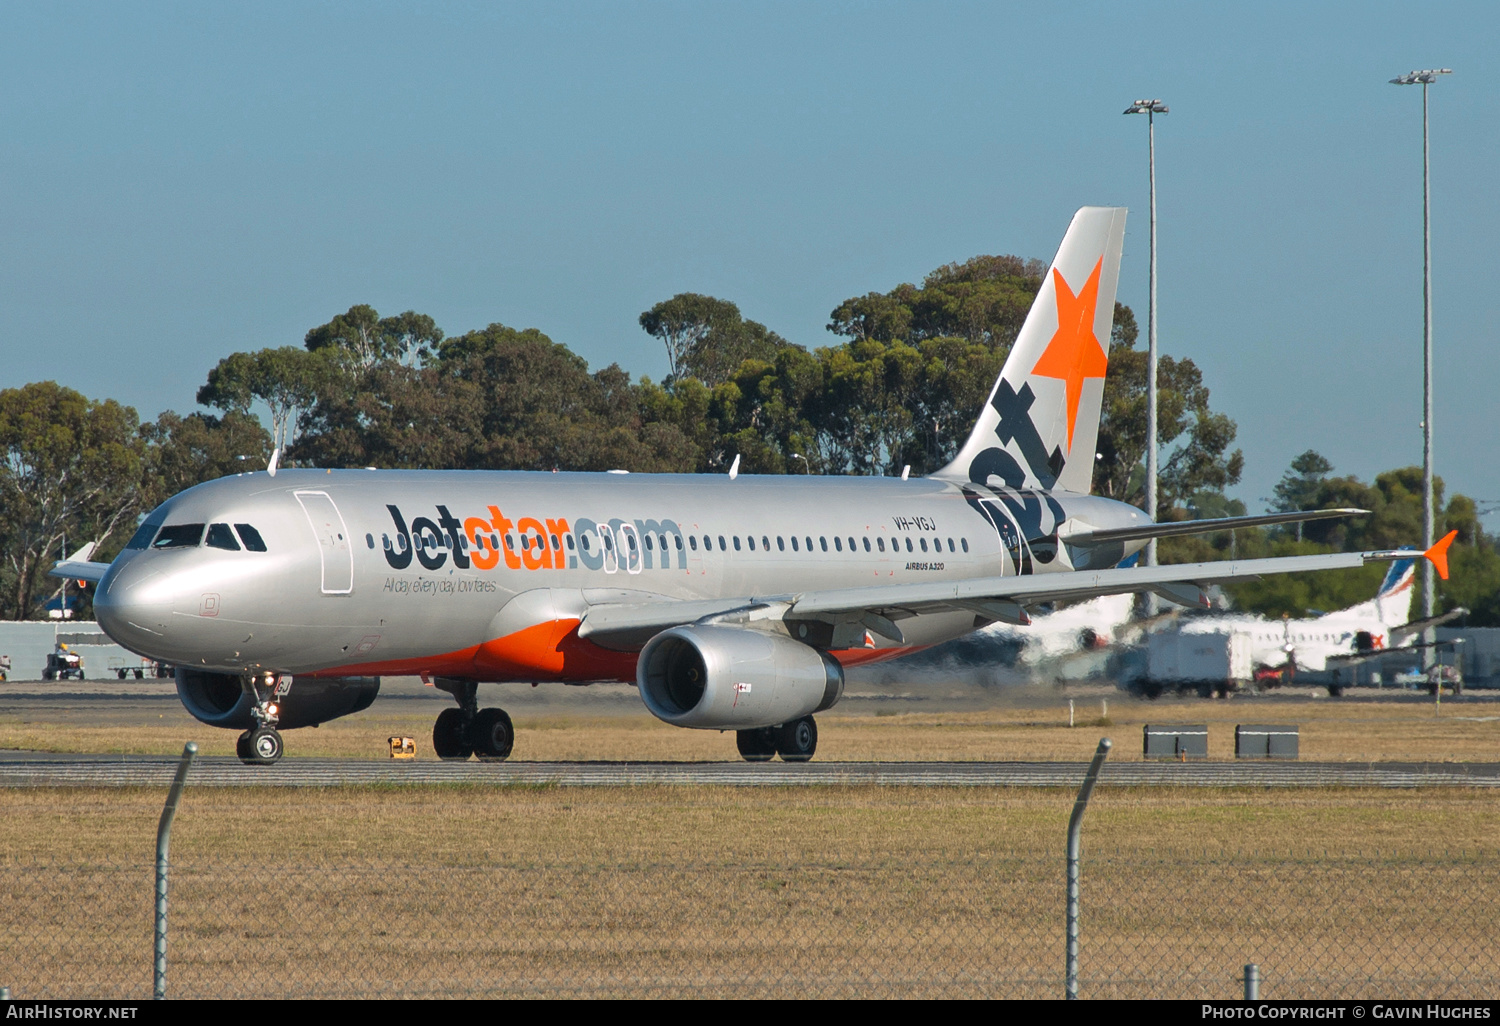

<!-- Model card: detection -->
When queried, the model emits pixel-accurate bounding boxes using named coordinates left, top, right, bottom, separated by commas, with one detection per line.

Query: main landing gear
left=736, top=715, right=818, bottom=763
left=431, top=678, right=514, bottom=762
left=237, top=672, right=285, bottom=766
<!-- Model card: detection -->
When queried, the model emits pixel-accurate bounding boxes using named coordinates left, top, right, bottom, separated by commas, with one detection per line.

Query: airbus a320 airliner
left=53, top=207, right=1453, bottom=764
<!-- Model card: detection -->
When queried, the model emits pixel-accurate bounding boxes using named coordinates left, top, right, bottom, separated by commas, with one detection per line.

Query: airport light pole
left=1125, top=99, right=1167, bottom=609
left=1390, top=69, right=1450, bottom=649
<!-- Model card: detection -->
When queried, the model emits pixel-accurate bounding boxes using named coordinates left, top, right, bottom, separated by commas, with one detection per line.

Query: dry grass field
left=2, top=677, right=1496, bottom=762
left=2, top=785, right=1496, bottom=999
left=3, top=678, right=1497, bottom=997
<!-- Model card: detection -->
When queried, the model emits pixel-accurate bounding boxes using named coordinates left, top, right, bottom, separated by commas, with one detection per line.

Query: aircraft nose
left=94, top=559, right=176, bottom=644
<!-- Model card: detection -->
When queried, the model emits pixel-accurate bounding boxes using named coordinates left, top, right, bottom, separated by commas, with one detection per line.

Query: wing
left=578, top=550, right=1392, bottom=649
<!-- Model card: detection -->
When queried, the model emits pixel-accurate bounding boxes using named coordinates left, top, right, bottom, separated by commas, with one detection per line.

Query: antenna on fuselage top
left=901, top=465, right=910, bottom=480
left=267, top=449, right=281, bottom=478
left=728, top=454, right=741, bottom=480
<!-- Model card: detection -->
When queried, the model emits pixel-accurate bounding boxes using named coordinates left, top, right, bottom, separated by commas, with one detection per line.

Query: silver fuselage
left=94, top=469, right=1150, bottom=680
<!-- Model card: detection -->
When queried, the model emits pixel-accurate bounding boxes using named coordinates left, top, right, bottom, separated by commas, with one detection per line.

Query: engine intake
left=176, top=669, right=380, bottom=730
left=637, top=625, right=844, bottom=730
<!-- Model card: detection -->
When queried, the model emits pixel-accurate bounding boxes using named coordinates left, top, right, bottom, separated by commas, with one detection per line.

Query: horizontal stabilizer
left=1390, top=606, right=1469, bottom=644
left=1061, top=508, right=1367, bottom=548
left=49, top=560, right=111, bottom=584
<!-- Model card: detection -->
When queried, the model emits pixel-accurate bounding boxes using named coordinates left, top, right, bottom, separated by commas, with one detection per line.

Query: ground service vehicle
left=42, top=644, right=85, bottom=681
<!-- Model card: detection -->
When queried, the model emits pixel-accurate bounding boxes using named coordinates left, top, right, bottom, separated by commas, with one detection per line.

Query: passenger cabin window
left=152, top=524, right=205, bottom=549
left=863, top=537, right=871, bottom=552
left=689, top=536, right=698, bottom=551
left=820, top=537, right=828, bottom=552
left=747, top=536, right=755, bottom=551
left=205, top=524, right=240, bottom=551
left=762, top=536, right=770, bottom=551
left=877, top=537, right=885, bottom=552
left=777, top=537, right=785, bottom=551
left=961, top=538, right=969, bottom=552
left=791, top=537, right=799, bottom=551
left=834, top=537, right=842, bottom=552
left=733, top=536, right=742, bottom=551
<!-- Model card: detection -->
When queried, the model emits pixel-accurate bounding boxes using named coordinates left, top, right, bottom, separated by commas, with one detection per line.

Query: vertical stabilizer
left=933, top=206, right=1127, bottom=494
left=1375, top=553, right=1417, bottom=628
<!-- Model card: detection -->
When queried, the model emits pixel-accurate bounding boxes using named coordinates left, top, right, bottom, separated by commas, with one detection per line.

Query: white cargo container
left=1146, top=627, right=1254, bottom=696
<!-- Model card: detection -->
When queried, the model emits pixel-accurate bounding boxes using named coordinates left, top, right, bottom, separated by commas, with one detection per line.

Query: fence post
left=154, top=742, right=197, bottom=1001
left=1065, top=737, right=1112, bottom=1000
left=1243, top=963, right=1260, bottom=1000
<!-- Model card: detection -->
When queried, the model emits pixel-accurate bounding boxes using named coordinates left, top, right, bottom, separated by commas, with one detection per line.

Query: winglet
left=1425, top=530, right=1458, bottom=581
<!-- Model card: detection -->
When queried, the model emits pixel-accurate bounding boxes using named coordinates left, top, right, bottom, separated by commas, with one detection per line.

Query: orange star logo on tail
left=1029, top=257, right=1107, bottom=451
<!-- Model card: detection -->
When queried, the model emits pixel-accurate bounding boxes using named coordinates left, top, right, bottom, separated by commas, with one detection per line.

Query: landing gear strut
left=237, top=672, right=284, bottom=766
left=431, top=677, right=514, bottom=762
left=736, top=715, right=818, bottom=763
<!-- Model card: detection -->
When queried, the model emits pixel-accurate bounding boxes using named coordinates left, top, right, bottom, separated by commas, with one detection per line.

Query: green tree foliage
left=304, top=305, right=444, bottom=369
left=827, top=254, right=1045, bottom=348
left=639, top=294, right=788, bottom=387
left=0, top=383, right=148, bottom=619
left=197, top=346, right=334, bottom=451
left=1269, top=449, right=1334, bottom=541
left=1094, top=343, right=1244, bottom=509
left=142, top=410, right=274, bottom=502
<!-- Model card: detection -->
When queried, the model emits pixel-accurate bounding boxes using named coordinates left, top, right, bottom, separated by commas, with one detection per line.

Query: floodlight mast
left=1123, top=100, right=1168, bottom=600
left=1390, top=69, right=1450, bottom=658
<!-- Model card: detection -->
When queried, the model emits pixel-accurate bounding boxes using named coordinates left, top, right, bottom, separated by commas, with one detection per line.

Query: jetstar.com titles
left=379, top=504, right=687, bottom=574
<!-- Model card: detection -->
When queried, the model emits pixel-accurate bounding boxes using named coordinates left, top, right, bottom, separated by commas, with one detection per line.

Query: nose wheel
left=237, top=673, right=285, bottom=765
left=237, top=726, right=284, bottom=765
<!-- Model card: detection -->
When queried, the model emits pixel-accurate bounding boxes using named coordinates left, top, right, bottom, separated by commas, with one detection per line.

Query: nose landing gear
left=237, top=673, right=285, bottom=766
left=431, top=677, right=514, bottom=762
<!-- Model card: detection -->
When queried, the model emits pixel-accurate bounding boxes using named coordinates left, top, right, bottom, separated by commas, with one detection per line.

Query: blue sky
left=3, top=1, right=1496, bottom=513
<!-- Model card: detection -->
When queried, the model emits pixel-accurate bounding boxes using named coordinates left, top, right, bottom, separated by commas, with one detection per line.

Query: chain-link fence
left=3, top=849, right=1496, bottom=999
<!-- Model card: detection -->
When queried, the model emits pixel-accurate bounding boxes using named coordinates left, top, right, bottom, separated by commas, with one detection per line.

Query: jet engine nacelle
left=637, top=624, right=844, bottom=730
left=175, top=669, right=380, bottom=730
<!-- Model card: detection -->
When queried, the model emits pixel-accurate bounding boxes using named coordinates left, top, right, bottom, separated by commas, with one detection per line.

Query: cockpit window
left=205, top=524, right=241, bottom=551
left=234, top=524, right=267, bottom=552
left=126, top=517, right=165, bottom=550
left=152, top=524, right=205, bottom=549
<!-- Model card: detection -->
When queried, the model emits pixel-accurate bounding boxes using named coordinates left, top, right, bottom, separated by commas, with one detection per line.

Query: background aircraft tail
left=1378, top=554, right=1417, bottom=601
left=1336, top=550, right=1416, bottom=628
left=934, top=206, right=1127, bottom=494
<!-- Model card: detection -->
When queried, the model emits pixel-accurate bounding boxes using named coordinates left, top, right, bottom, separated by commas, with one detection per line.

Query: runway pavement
left=1, top=750, right=1497, bottom=788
